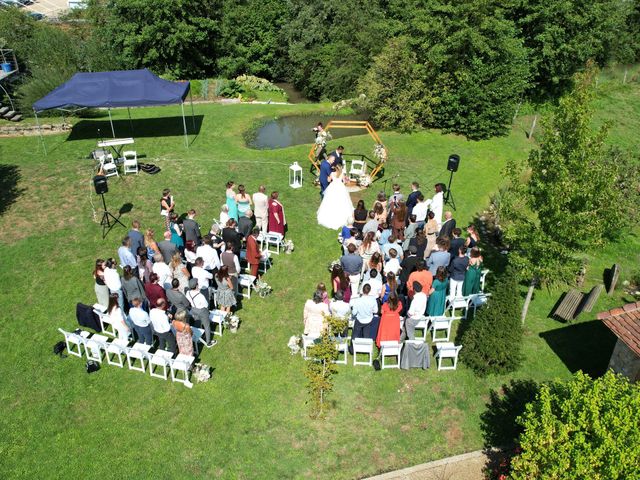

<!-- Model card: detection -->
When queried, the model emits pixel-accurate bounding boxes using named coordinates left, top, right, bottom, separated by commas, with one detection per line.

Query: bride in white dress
left=317, top=166, right=354, bottom=230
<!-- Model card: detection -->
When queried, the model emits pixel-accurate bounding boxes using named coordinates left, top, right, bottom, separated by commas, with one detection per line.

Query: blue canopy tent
left=32, top=69, right=195, bottom=150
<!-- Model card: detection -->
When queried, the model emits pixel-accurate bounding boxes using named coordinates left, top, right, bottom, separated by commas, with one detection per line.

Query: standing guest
left=226, top=181, right=238, bottom=222
left=463, top=247, right=484, bottom=296
left=331, top=264, right=352, bottom=303
left=196, top=235, right=221, bottom=277
left=191, top=257, right=213, bottom=300
left=429, top=183, right=444, bottom=228
left=152, top=253, right=172, bottom=289
left=358, top=231, right=381, bottom=273
left=363, top=269, right=383, bottom=299
left=222, top=219, right=242, bottom=253
left=391, top=200, right=407, bottom=240
left=137, top=247, right=153, bottom=284
left=172, top=310, right=193, bottom=356
left=169, top=252, right=190, bottom=293
left=268, top=191, right=286, bottom=235
left=160, top=188, right=175, bottom=231
left=316, top=282, right=330, bottom=305
left=238, top=210, right=254, bottom=239
left=169, top=213, right=184, bottom=254
left=144, top=273, right=167, bottom=309
left=209, top=224, right=225, bottom=252
left=128, top=220, right=144, bottom=256
left=245, top=227, right=262, bottom=277
left=402, top=215, right=419, bottom=252
left=403, top=282, right=428, bottom=340
left=362, top=210, right=379, bottom=236
left=220, top=242, right=240, bottom=291
left=219, top=204, right=230, bottom=226
left=427, top=238, right=451, bottom=275
left=364, top=252, right=384, bottom=281
left=129, top=297, right=152, bottom=345
left=448, top=228, right=465, bottom=259
left=184, top=240, right=198, bottom=272
left=406, top=182, right=422, bottom=222
left=384, top=248, right=402, bottom=277
left=303, top=290, right=330, bottom=337
left=465, top=224, right=480, bottom=252
left=449, top=245, right=469, bottom=300
left=328, top=145, right=345, bottom=168
left=186, top=278, right=216, bottom=348
left=381, top=272, right=399, bottom=304
left=382, top=234, right=402, bottom=260
left=388, top=184, right=404, bottom=208
left=340, top=243, right=363, bottom=296
left=349, top=284, right=378, bottom=341
left=235, top=184, right=253, bottom=218
left=412, top=194, right=429, bottom=227
left=376, top=294, right=402, bottom=347
left=329, top=290, right=351, bottom=321
left=424, top=211, right=439, bottom=259
left=409, top=229, right=428, bottom=260
left=118, top=236, right=138, bottom=270
left=439, top=211, right=456, bottom=240
left=353, top=200, right=368, bottom=233
left=427, top=266, right=449, bottom=316
left=93, top=259, right=109, bottom=308
left=319, top=154, right=334, bottom=199
left=121, top=265, right=146, bottom=308
left=107, top=293, right=130, bottom=341
left=399, top=246, right=419, bottom=289
left=407, top=261, right=433, bottom=299
left=144, top=228, right=159, bottom=258
left=373, top=193, right=388, bottom=224
left=149, top=299, right=177, bottom=354
left=166, top=278, right=191, bottom=313
left=252, top=185, right=269, bottom=232
left=182, top=209, right=202, bottom=246
left=157, top=230, right=178, bottom=264
left=104, top=258, right=125, bottom=311
left=215, top=266, right=237, bottom=313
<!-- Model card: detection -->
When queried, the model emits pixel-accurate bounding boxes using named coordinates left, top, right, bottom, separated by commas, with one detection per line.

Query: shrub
left=460, top=266, right=523, bottom=376
left=510, top=371, right=640, bottom=479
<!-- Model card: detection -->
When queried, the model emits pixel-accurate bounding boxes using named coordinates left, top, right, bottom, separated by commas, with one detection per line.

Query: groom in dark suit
left=319, top=155, right=334, bottom=198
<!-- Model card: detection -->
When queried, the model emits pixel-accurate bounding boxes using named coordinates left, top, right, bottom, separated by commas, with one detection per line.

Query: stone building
left=598, top=302, right=640, bottom=382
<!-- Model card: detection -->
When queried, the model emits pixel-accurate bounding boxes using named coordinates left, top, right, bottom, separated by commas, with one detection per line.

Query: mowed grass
left=0, top=84, right=638, bottom=479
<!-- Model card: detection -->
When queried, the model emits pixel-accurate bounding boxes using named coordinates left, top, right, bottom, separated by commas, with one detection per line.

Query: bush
left=460, top=266, right=523, bottom=376
left=510, top=371, right=640, bottom=479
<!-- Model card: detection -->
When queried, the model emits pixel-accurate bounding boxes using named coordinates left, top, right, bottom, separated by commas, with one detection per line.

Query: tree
left=499, top=64, right=640, bottom=321
left=510, top=371, right=640, bottom=479
left=460, top=267, right=523, bottom=376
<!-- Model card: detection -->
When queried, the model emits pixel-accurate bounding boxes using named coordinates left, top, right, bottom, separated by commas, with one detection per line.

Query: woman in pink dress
left=268, top=191, right=286, bottom=235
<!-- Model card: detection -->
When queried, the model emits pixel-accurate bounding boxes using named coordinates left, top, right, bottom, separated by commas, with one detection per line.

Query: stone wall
left=0, top=123, right=71, bottom=137
left=608, top=339, right=640, bottom=382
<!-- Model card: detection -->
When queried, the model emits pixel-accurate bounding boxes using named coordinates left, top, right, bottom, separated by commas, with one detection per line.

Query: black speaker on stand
left=444, top=154, right=459, bottom=210
left=93, top=175, right=124, bottom=238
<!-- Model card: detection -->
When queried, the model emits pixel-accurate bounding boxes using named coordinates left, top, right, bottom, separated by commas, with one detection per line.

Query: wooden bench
left=605, top=263, right=620, bottom=296
left=580, top=284, right=603, bottom=313
left=552, top=289, right=583, bottom=322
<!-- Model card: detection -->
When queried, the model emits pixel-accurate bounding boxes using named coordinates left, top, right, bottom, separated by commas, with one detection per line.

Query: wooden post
left=528, top=115, right=537, bottom=139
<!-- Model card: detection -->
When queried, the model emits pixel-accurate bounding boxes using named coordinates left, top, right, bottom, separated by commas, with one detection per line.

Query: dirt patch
left=445, top=422, right=464, bottom=448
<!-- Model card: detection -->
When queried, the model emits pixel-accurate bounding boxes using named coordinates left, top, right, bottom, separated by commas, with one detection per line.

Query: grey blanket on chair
left=400, top=341, right=430, bottom=369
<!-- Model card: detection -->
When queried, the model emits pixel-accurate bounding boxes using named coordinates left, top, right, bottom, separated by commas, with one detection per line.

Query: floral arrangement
left=283, top=239, right=295, bottom=254
left=223, top=314, right=240, bottom=333
left=373, top=144, right=387, bottom=163
left=327, top=259, right=341, bottom=272
left=255, top=279, right=273, bottom=298
left=314, top=130, right=332, bottom=146
left=357, top=174, right=372, bottom=187
left=193, top=363, right=212, bottom=383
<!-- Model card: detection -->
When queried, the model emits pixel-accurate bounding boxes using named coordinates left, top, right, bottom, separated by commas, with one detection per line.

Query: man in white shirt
left=252, top=185, right=269, bottom=232
left=349, top=284, right=379, bottom=342
left=196, top=236, right=220, bottom=274
left=191, top=257, right=213, bottom=299
left=118, top=236, right=137, bottom=270
left=412, top=194, right=428, bottom=227
left=149, top=299, right=177, bottom=354
left=362, top=269, right=383, bottom=299
left=186, top=278, right=216, bottom=348
left=103, top=258, right=124, bottom=311
left=152, top=253, right=172, bottom=289
left=429, top=183, right=445, bottom=228
left=128, top=297, right=153, bottom=345
left=403, top=282, right=428, bottom=340
left=384, top=248, right=402, bottom=277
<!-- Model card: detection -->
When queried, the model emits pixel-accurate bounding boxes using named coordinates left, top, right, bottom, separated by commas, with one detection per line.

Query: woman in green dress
left=427, top=266, right=449, bottom=316
left=462, top=247, right=483, bottom=296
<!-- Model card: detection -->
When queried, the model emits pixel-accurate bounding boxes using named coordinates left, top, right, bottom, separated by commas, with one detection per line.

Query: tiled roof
left=598, top=302, right=640, bottom=357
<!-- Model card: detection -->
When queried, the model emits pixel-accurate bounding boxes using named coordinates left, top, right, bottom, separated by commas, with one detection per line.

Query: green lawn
left=0, top=85, right=638, bottom=479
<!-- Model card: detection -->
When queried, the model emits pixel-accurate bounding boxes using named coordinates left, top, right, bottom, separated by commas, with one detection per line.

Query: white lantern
left=289, top=161, right=303, bottom=189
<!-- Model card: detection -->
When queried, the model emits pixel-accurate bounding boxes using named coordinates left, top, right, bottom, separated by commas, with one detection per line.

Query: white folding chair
left=263, top=232, right=284, bottom=255
left=435, top=342, right=462, bottom=370
left=237, top=274, right=256, bottom=299
left=209, top=310, right=225, bottom=337
left=149, top=350, right=174, bottom=380
left=334, top=338, right=349, bottom=365
left=430, top=316, right=453, bottom=342
left=170, top=354, right=195, bottom=387
left=467, top=293, right=491, bottom=316
left=100, top=153, right=119, bottom=177
left=480, top=269, right=490, bottom=292
left=93, top=308, right=116, bottom=337
left=126, top=342, right=152, bottom=373
left=349, top=159, right=366, bottom=177
left=446, top=296, right=470, bottom=319
left=122, top=150, right=138, bottom=175
left=380, top=341, right=402, bottom=369
left=190, top=326, right=208, bottom=355
left=302, top=335, right=319, bottom=360
left=259, top=249, right=272, bottom=273
left=106, top=338, right=130, bottom=367
left=352, top=338, right=374, bottom=366
left=411, top=315, right=429, bottom=341
left=58, top=328, right=86, bottom=357
left=84, top=334, right=109, bottom=363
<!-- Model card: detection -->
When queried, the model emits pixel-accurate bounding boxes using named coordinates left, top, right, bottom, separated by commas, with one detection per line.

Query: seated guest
left=128, top=297, right=152, bottom=345
left=329, top=290, right=351, bottom=321
left=449, top=245, right=469, bottom=300
left=245, top=227, right=262, bottom=277
left=172, top=310, right=193, bottom=356
left=121, top=265, right=147, bottom=309
left=427, top=266, right=449, bottom=316
left=149, top=299, right=177, bottom=354
left=144, top=273, right=167, bottom=310
left=353, top=200, right=367, bottom=233
left=152, top=253, right=172, bottom=289
left=137, top=247, right=153, bottom=284
left=331, top=264, right=352, bottom=303
left=186, top=278, right=216, bottom=348
left=238, top=209, right=254, bottom=239
left=427, top=238, right=451, bottom=275
left=166, top=278, right=191, bottom=314
left=376, top=294, right=402, bottom=348
left=403, top=282, right=428, bottom=340
left=157, top=230, right=178, bottom=264
left=349, top=284, right=378, bottom=341
left=107, top=293, right=129, bottom=341
left=407, top=260, right=433, bottom=299
left=303, top=290, right=330, bottom=337
left=448, top=228, right=465, bottom=259
left=384, top=248, right=402, bottom=277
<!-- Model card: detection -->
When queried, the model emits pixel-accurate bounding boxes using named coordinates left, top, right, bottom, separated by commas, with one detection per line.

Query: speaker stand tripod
left=99, top=193, right=124, bottom=239
left=444, top=170, right=457, bottom=210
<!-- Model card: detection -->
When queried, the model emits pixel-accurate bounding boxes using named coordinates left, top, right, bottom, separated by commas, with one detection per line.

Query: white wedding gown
left=317, top=172, right=354, bottom=230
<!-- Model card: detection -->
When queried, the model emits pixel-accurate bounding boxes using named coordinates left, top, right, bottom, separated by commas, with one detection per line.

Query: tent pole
left=181, top=101, right=188, bottom=148
left=189, top=89, right=196, bottom=131
left=34, top=110, right=47, bottom=155
left=108, top=108, right=115, bottom=138
left=127, top=107, right=134, bottom=136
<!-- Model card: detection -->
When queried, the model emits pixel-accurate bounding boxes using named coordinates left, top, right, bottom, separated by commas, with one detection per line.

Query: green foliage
left=305, top=314, right=348, bottom=418
left=510, top=371, right=640, bottom=479
left=460, top=267, right=523, bottom=376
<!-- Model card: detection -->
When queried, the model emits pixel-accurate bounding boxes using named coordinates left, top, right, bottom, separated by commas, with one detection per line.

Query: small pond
left=247, top=113, right=370, bottom=150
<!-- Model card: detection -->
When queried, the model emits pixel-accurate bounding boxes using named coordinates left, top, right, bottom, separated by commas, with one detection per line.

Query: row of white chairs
left=445, top=292, right=491, bottom=319
left=98, top=151, right=139, bottom=177
left=58, top=328, right=195, bottom=386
